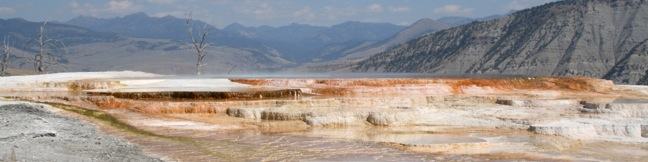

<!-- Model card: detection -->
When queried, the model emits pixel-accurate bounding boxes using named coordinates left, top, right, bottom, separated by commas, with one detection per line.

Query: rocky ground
left=0, top=101, right=160, bottom=162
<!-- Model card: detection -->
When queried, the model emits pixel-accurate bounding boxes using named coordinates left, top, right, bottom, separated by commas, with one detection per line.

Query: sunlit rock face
left=352, top=0, right=648, bottom=85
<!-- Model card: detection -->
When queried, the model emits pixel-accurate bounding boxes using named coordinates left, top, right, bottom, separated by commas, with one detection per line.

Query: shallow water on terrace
left=284, top=127, right=648, bottom=161
left=7, top=95, right=648, bottom=161
left=42, top=102, right=556, bottom=161
left=612, top=98, right=648, bottom=103
left=44, top=103, right=445, bottom=161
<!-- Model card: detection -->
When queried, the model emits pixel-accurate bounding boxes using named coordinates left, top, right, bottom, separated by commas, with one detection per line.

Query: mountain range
left=4, top=0, right=646, bottom=85
left=222, top=21, right=405, bottom=62
left=66, top=13, right=407, bottom=63
left=1, top=12, right=462, bottom=74
left=0, top=17, right=291, bottom=74
left=353, top=0, right=648, bottom=85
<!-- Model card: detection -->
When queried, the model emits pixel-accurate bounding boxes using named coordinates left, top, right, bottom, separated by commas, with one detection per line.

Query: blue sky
left=0, top=0, right=556, bottom=27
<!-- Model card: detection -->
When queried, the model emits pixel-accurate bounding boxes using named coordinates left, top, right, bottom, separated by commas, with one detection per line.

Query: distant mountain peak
left=65, top=11, right=221, bottom=41
left=228, top=22, right=244, bottom=27
left=410, top=18, right=445, bottom=27
left=74, top=15, right=96, bottom=19
left=124, top=12, right=149, bottom=18
left=334, top=21, right=399, bottom=27
left=413, top=18, right=434, bottom=22
left=436, top=16, right=474, bottom=27
left=224, top=23, right=247, bottom=31
left=3, top=17, right=29, bottom=22
left=323, top=17, right=450, bottom=63
left=67, top=15, right=98, bottom=22
left=287, top=22, right=314, bottom=27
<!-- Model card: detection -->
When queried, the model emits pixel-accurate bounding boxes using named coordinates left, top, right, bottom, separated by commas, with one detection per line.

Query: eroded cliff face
left=354, top=0, right=648, bottom=84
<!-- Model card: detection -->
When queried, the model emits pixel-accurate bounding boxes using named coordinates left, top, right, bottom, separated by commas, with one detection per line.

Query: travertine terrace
left=2, top=71, right=648, bottom=161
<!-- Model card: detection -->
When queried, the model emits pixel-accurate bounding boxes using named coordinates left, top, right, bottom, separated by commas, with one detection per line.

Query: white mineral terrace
left=2, top=71, right=648, bottom=161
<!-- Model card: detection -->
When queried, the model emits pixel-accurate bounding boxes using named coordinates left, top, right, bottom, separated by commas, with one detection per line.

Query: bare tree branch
left=32, top=21, right=65, bottom=74
left=186, top=12, right=209, bottom=75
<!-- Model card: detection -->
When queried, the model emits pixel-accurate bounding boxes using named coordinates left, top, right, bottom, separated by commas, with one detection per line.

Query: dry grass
left=4, top=67, right=37, bottom=76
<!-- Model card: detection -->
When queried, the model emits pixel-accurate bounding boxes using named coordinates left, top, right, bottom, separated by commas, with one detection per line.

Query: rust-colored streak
left=311, top=87, right=352, bottom=96
left=86, top=89, right=302, bottom=101
left=228, top=77, right=613, bottom=95
left=82, top=96, right=227, bottom=114
left=447, top=77, right=611, bottom=93
left=82, top=96, right=132, bottom=109
left=230, top=79, right=270, bottom=86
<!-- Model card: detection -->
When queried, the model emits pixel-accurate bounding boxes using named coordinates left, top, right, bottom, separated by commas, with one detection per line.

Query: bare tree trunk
left=0, top=37, right=11, bottom=76
left=185, top=13, right=209, bottom=75
left=31, top=21, right=65, bottom=74
left=35, top=22, right=47, bottom=73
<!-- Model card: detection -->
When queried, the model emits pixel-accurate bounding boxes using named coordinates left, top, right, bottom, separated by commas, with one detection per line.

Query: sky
left=0, top=0, right=556, bottom=28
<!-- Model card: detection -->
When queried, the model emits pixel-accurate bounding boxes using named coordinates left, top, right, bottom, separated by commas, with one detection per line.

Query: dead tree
left=185, top=13, right=209, bottom=75
left=33, top=21, right=65, bottom=73
left=0, top=37, right=11, bottom=76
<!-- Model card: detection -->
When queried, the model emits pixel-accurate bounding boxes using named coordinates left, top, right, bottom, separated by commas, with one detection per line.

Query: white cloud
left=107, top=0, right=136, bottom=12
left=434, top=4, right=473, bottom=16
left=0, top=7, right=16, bottom=15
left=505, top=0, right=554, bottom=11
left=389, top=6, right=410, bottom=13
left=252, top=3, right=274, bottom=19
left=148, top=0, right=176, bottom=5
left=70, top=0, right=139, bottom=17
left=293, top=7, right=316, bottom=21
left=367, top=3, right=384, bottom=13
left=70, top=1, right=98, bottom=16
left=152, top=11, right=184, bottom=17
left=321, top=6, right=357, bottom=21
left=208, top=0, right=231, bottom=4
left=239, top=2, right=276, bottom=20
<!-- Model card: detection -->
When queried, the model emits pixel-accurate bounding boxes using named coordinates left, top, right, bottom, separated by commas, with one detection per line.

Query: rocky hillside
left=66, top=13, right=274, bottom=54
left=296, top=18, right=461, bottom=72
left=337, top=18, right=451, bottom=62
left=1, top=17, right=291, bottom=74
left=69, top=13, right=405, bottom=63
left=354, top=0, right=648, bottom=84
left=0, top=18, right=119, bottom=49
left=436, top=17, right=475, bottom=26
